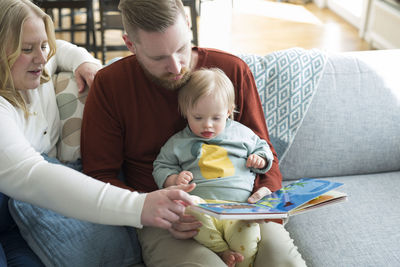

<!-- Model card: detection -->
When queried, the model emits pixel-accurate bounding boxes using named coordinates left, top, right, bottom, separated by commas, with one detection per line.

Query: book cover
left=189, top=178, right=347, bottom=220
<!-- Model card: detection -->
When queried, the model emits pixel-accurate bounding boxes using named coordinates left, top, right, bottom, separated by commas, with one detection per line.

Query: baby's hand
left=246, top=154, right=266, bottom=169
left=176, top=171, right=193, bottom=185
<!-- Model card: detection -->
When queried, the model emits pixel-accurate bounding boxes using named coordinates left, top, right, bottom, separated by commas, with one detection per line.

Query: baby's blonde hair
left=178, top=68, right=236, bottom=119
left=0, top=0, right=56, bottom=117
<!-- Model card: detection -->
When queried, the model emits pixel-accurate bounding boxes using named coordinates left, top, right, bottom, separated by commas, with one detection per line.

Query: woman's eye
left=22, top=48, right=32, bottom=53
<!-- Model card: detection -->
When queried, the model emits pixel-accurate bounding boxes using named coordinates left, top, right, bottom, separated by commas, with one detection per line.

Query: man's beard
left=140, top=63, right=191, bottom=90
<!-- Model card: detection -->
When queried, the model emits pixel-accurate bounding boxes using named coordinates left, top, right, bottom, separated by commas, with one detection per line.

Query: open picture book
left=189, top=178, right=347, bottom=220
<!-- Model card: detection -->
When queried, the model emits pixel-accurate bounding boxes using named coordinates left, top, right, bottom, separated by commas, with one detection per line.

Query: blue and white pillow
left=239, top=48, right=327, bottom=161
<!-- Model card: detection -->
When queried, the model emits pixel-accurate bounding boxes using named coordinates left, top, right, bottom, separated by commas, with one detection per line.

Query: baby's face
left=187, top=94, right=230, bottom=139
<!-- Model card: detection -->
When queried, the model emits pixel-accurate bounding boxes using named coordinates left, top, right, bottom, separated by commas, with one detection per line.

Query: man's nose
left=167, top=55, right=181, bottom=74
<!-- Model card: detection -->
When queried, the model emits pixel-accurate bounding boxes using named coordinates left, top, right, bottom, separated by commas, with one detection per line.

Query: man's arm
left=81, top=71, right=132, bottom=191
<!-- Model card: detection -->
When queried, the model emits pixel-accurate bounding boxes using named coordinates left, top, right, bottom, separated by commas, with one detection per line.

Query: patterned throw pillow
left=53, top=72, right=88, bottom=162
left=239, top=48, right=327, bottom=161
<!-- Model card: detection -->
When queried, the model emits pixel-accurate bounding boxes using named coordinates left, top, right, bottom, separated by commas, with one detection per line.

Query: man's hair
left=0, top=0, right=56, bottom=117
left=118, top=0, right=186, bottom=42
left=178, top=68, right=236, bottom=119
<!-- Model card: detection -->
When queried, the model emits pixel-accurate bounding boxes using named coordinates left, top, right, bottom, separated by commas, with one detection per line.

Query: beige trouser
left=186, top=204, right=260, bottom=267
left=137, top=221, right=307, bottom=267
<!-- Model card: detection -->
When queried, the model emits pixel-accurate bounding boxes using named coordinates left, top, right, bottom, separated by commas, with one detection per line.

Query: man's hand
left=246, top=154, right=266, bottom=169
left=168, top=213, right=202, bottom=239
left=140, top=183, right=196, bottom=229
left=74, top=62, right=101, bottom=92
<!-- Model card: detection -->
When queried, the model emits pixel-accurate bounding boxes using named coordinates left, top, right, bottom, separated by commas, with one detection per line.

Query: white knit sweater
left=0, top=40, right=145, bottom=227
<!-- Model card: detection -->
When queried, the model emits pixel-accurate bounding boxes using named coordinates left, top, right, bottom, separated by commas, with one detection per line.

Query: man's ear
left=123, top=34, right=136, bottom=54
left=185, top=14, right=191, bottom=28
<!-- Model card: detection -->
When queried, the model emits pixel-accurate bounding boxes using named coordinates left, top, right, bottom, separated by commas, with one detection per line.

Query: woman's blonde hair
left=118, top=0, right=186, bottom=42
left=0, top=0, right=56, bottom=116
left=178, top=68, right=236, bottom=119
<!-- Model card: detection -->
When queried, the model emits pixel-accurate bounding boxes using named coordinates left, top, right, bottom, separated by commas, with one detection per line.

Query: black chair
left=98, top=0, right=128, bottom=64
left=34, top=0, right=97, bottom=57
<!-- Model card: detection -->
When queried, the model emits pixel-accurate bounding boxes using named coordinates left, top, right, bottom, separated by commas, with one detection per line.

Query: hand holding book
left=188, top=178, right=347, bottom=220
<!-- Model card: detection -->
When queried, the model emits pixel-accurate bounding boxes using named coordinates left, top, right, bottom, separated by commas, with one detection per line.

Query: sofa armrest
left=280, top=49, right=400, bottom=180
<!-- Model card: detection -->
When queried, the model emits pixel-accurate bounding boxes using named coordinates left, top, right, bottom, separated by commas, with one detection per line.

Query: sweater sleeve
left=45, top=40, right=101, bottom=75
left=248, top=133, right=274, bottom=175
left=0, top=101, right=145, bottom=228
left=80, top=69, right=132, bottom=190
left=153, top=137, right=183, bottom=189
left=235, top=65, right=282, bottom=192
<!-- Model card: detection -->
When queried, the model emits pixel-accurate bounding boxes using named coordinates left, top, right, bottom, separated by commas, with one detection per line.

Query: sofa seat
left=286, top=171, right=400, bottom=266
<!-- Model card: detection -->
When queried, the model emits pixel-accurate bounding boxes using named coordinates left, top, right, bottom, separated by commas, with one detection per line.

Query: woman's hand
left=74, top=62, right=101, bottom=92
left=140, top=183, right=197, bottom=230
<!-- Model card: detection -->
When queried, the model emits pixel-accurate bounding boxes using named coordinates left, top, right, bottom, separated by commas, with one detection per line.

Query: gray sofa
left=52, top=48, right=400, bottom=266
left=273, top=49, right=400, bottom=267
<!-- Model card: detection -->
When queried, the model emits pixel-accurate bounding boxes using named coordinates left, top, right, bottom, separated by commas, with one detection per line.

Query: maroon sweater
left=81, top=47, right=282, bottom=193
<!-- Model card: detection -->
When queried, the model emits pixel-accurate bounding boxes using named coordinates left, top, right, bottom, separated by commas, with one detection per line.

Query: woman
left=0, top=0, right=194, bottom=266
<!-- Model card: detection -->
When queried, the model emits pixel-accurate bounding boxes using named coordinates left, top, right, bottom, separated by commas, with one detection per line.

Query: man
left=81, top=0, right=306, bottom=266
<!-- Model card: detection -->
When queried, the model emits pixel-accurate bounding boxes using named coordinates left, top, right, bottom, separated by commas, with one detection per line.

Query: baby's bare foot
left=218, top=250, right=244, bottom=267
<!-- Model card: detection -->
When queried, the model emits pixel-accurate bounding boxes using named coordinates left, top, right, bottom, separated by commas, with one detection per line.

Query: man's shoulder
left=97, top=55, right=137, bottom=79
left=197, top=47, right=248, bottom=69
left=199, top=47, right=238, bottom=58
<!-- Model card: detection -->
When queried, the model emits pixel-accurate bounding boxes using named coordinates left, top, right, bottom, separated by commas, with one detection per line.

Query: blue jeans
left=0, top=192, right=43, bottom=267
left=6, top=155, right=142, bottom=267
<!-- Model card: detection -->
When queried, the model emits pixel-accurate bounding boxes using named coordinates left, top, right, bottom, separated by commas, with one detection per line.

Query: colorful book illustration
left=189, top=178, right=347, bottom=220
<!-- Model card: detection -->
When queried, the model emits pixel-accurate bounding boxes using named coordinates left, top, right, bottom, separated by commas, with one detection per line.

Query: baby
left=153, top=68, right=273, bottom=267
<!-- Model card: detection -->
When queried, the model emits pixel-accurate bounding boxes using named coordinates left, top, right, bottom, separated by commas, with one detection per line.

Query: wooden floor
left=54, top=0, right=372, bottom=63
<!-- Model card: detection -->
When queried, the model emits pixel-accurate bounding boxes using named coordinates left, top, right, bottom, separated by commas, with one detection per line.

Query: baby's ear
left=228, top=104, right=236, bottom=117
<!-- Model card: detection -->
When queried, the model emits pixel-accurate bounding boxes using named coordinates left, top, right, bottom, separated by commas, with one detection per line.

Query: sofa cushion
left=280, top=50, right=400, bottom=179
left=285, top=171, right=400, bottom=266
left=53, top=72, right=88, bottom=162
left=239, top=48, right=327, bottom=161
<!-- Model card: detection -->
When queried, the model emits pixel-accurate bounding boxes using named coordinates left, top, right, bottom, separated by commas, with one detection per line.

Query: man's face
left=129, top=15, right=193, bottom=90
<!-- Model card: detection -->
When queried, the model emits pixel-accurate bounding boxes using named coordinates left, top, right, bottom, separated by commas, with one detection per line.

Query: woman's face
left=10, top=15, right=48, bottom=91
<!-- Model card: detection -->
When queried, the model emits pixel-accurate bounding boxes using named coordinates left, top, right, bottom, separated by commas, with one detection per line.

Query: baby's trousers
left=187, top=202, right=260, bottom=267
left=138, top=221, right=307, bottom=267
